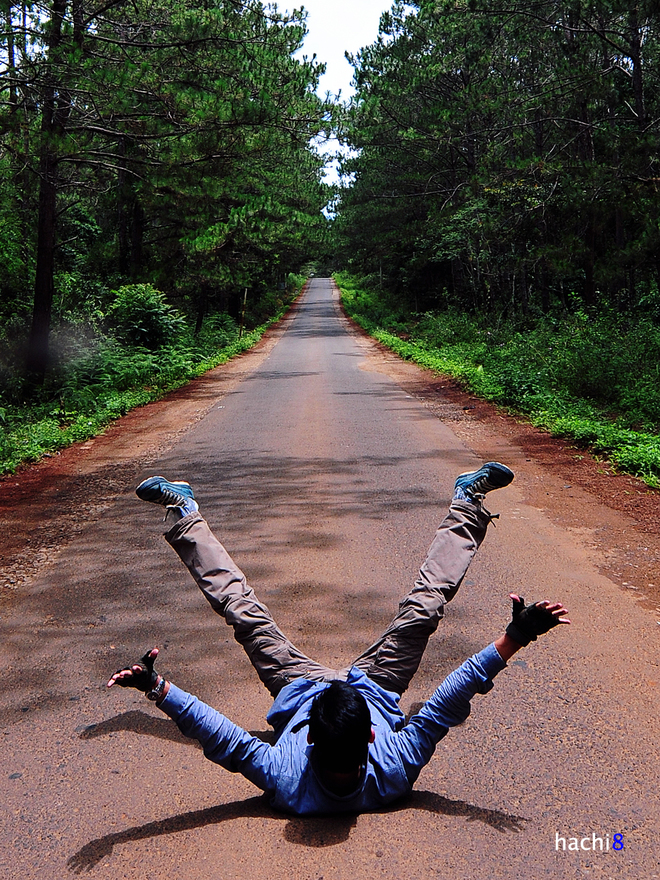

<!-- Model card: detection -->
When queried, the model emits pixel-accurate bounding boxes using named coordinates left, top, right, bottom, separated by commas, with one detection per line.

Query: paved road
left=1, top=279, right=659, bottom=878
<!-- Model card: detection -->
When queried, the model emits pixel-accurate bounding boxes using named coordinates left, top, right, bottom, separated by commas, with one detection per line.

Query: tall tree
left=336, top=0, right=660, bottom=316
left=0, top=0, right=331, bottom=385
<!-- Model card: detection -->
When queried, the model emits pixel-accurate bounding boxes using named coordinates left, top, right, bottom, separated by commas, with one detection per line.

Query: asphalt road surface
left=1, top=279, right=659, bottom=879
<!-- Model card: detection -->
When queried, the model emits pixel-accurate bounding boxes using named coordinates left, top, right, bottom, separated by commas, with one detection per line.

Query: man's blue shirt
left=160, top=643, right=506, bottom=815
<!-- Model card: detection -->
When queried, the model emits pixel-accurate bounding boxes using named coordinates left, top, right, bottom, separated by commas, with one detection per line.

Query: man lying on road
left=107, top=463, right=570, bottom=815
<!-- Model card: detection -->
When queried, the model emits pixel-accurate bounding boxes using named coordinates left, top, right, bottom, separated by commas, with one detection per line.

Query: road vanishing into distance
left=1, top=278, right=659, bottom=879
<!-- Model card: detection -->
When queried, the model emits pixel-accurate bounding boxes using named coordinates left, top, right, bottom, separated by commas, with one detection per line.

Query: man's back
left=158, top=650, right=506, bottom=815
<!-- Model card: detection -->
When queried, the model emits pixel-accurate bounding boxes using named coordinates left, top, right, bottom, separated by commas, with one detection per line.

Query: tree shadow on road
left=67, top=787, right=525, bottom=873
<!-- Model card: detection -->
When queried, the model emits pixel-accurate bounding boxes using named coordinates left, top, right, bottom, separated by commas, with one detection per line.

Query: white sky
left=289, top=1, right=393, bottom=100
left=282, top=1, right=393, bottom=185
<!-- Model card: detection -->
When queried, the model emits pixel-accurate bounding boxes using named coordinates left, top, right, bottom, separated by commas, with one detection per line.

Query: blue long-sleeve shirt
left=159, top=643, right=506, bottom=815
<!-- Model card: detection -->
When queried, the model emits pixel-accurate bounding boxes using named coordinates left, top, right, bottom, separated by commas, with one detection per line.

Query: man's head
left=308, top=680, right=375, bottom=796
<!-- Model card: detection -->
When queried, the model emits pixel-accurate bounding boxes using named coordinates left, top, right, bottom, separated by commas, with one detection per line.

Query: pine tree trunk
left=24, top=0, right=68, bottom=386
left=131, top=201, right=144, bottom=278
left=25, top=152, right=58, bottom=382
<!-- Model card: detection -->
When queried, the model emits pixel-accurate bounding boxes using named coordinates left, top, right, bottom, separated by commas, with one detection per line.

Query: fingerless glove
left=113, top=649, right=159, bottom=692
left=506, top=596, right=560, bottom=647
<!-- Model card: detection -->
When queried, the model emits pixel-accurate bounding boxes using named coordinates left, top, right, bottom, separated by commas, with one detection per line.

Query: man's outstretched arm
left=107, top=648, right=277, bottom=792
left=394, top=595, right=570, bottom=781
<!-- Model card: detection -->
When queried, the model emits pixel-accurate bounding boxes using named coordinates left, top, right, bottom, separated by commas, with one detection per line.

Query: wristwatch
left=147, top=675, right=167, bottom=702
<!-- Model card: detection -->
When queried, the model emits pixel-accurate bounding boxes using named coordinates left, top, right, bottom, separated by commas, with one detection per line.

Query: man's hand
left=506, top=594, right=570, bottom=647
left=494, top=595, right=570, bottom=662
left=107, top=647, right=159, bottom=693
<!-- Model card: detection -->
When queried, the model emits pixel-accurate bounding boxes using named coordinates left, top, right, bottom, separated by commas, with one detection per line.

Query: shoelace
left=158, top=486, right=188, bottom=507
left=482, top=504, right=500, bottom=524
left=469, top=474, right=497, bottom=494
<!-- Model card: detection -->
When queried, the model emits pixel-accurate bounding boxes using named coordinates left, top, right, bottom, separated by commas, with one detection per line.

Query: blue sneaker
left=136, top=476, right=199, bottom=517
left=454, top=462, right=514, bottom=501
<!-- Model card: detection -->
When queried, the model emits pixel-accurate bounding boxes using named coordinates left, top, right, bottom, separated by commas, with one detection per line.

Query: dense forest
left=0, top=0, right=334, bottom=470
left=333, top=0, right=660, bottom=486
left=0, top=0, right=331, bottom=388
left=336, top=0, right=660, bottom=314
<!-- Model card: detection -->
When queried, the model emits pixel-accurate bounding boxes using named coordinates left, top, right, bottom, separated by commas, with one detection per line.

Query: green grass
left=0, top=284, right=303, bottom=476
left=336, top=271, right=660, bottom=489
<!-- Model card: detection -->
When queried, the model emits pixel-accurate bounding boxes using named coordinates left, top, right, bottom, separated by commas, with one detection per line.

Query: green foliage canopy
left=335, top=0, right=660, bottom=316
left=0, top=0, right=334, bottom=384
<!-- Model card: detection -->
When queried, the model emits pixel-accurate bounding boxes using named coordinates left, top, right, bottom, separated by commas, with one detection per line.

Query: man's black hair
left=308, top=681, right=372, bottom=773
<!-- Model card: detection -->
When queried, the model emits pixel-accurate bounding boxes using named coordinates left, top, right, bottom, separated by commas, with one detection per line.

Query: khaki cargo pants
left=165, top=499, right=492, bottom=697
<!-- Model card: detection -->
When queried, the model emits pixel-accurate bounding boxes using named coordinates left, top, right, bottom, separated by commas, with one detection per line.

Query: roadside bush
left=414, top=311, right=488, bottom=347
left=197, top=313, right=239, bottom=350
left=107, top=284, right=187, bottom=348
left=0, top=274, right=305, bottom=474
left=543, top=316, right=620, bottom=404
left=245, top=283, right=301, bottom=327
